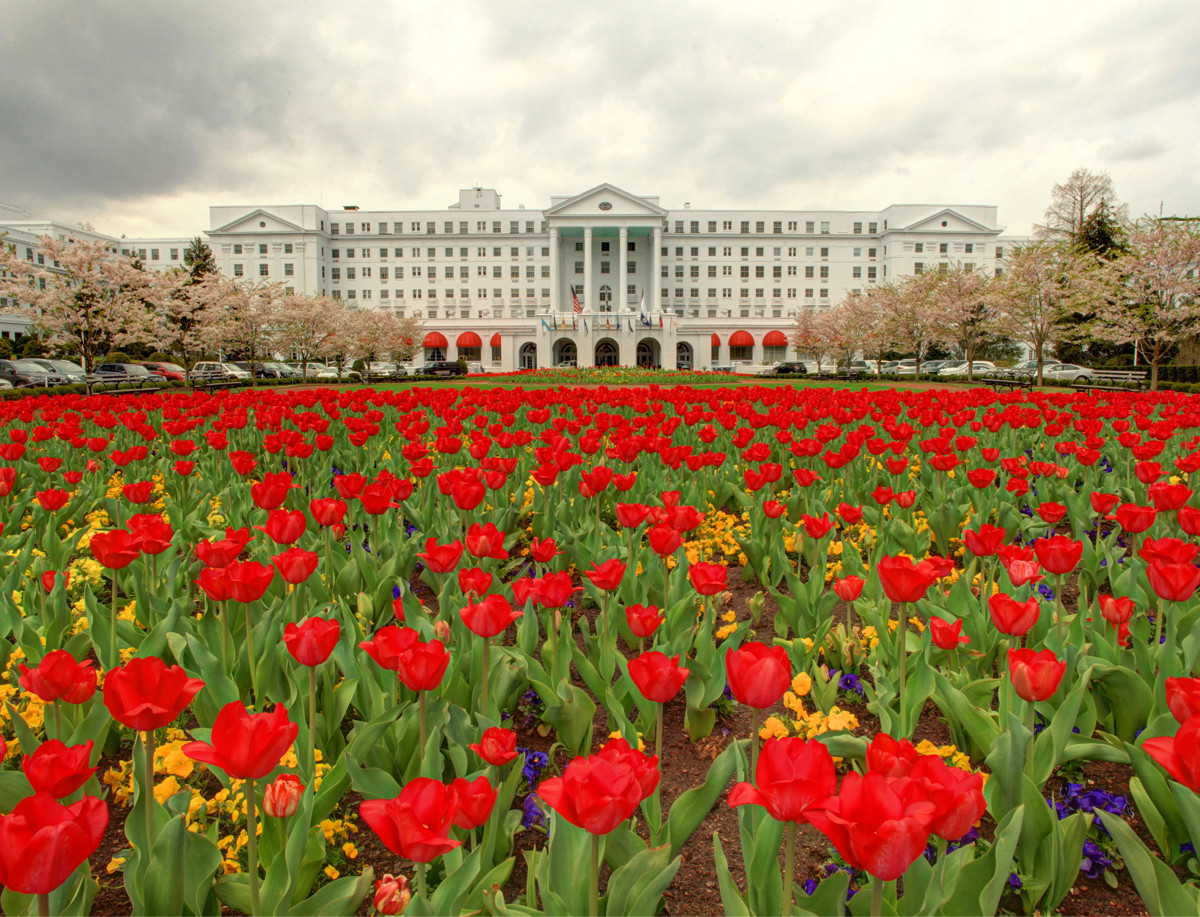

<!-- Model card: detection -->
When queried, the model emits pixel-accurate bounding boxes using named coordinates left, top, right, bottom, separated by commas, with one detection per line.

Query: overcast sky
left=3, top=0, right=1198, bottom=239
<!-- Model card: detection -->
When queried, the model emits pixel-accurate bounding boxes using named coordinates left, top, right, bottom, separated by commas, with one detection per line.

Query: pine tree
left=182, top=237, right=217, bottom=285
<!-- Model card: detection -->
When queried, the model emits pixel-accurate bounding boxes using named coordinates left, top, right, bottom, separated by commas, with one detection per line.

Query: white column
left=548, top=227, right=559, bottom=312
left=583, top=227, right=593, bottom=312
left=618, top=226, right=628, bottom=311
left=651, top=226, right=662, bottom=312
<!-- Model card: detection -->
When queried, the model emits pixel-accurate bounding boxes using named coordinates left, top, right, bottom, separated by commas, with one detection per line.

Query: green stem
left=870, top=878, right=884, bottom=917
left=142, top=731, right=155, bottom=854
left=590, top=831, right=600, bottom=917
left=110, top=572, right=118, bottom=669
left=419, top=690, right=427, bottom=751
left=417, top=860, right=427, bottom=900
left=655, top=701, right=664, bottom=763
left=308, top=667, right=318, bottom=783
left=37, top=893, right=49, bottom=917
left=246, top=776, right=261, bottom=915
left=481, top=637, right=490, bottom=720
left=750, top=708, right=760, bottom=776
left=292, top=584, right=301, bottom=624
left=1055, top=574, right=1066, bottom=652
left=783, top=820, right=797, bottom=917
left=896, top=602, right=908, bottom=737
left=1154, top=596, right=1164, bottom=649
left=52, top=700, right=62, bottom=743
left=219, top=600, right=230, bottom=673
left=245, top=603, right=258, bottom=703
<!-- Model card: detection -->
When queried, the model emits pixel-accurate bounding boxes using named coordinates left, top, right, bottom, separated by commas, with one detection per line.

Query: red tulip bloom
left=196, top=527, right=254, bottom=569
left=223, top=561, right=276, bottom=603
left=876, top=555, right=937, bottom=604
left=1090, top=492, right=1119, bottom=515
left=283, top=616, right=341, bottom=666
left=463, top=522, right=506, bottom=560
left=627, top=651, right=690, bottom=703
left=866, top=733, right=920, bottom=778
left=728, top=736, right=836, bottom=824
left=1179, top=507, right=1200, bottom=538
left=1143, top=714, right=1200, bottom=793
left=360, top=625, right=413, bottom=671
left=1036, top=502, right=1067, bottom=524
left=962, top=524, right=1006, bottom=558
left=529, top=536, right=560, bottom=563
left=625, top=603, right=663, bottom=639
left=1007, top=648, right=1066, bottom=703
left=41, top=570, right=68, bottom=594
left=764, top=500, right=786, bottom=519
left=360, top=778, right=461, bottom=862
left=90, top=529, right=142, bottom=570
left=832, top=576, right=864, bottom=602
left=468, top=726, right=519, bottom=767
left=35, top=489, right=71, bottom=512
left=418, top=537, right=464, bottom=574
left=836, top=502, right=863, bottom=525
left=910, top=754, right=986, bottom=841
left=988, top=593, right=1041, bottom=637
left=333, top=472, right=366, bottom=500
left=801, top=513, right=835, bottom=539
left=22, top=739, right=95, bottom=799
left=1147, top=561, right=1200, bottom=603
left=359, top=482, right=398, bottom=516
left=647, top=524, right=683, bottom=557
left=449, top=477, right=486, bottom=512
left=255, top=509, right=307, bottom=545
left=122, top=481, right=154, bottom=504
left=461, top=594, right=522, bottom=638
left=538, top=742, right=659, bottom=836
left=309, top=497, right=348, bottom=527
left=19, top=651, right=97, bottom=704
left=0, top=793, right=108, bottom=895
left=102, top=656, right=205, bottom=731
left=250, top=475, right=293, bottom=511
left=533, top=571, right=581, bottom=608
left=448, top=775, right=497, bottom=830
left=263, top=773, right=305, bottom=818
left=585, top=559, right=627, bottom=592
left=182, top=701, right=298, bottom=780
left=966, top=468, right=997, bottom=488
left=1140, top=537, right=1200, bottom=567
left=173, top=461, right=195, bottom=477
left=1149, top=482, right=1193, bottom=512
left=458, top=567, right=493, bottom=597
left=1032, top=535, right=1083, bottom=576
left=1166, top=678, right=1200, bottom=724
left=395, top=634, right=450, bottom=692
left=615, top=503, right=652, bottom=529
left=808, top=771, right=936, bottom=881
left=196, top=567, right=232, bottom=602
left=725, top=642, right=791, bottom=709
left=688, top=562, right=727, bottom=596
left=929, top=616, right=969, bottom=650
left=127, top=515, right=174, bottom=556
left=1114, top=503, right=1157, bottom=534
left=229, top=451, right=258, bottom=476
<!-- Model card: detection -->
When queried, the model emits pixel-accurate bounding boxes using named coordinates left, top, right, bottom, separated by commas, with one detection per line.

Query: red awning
left=729, top=330, right=754, bottom=346
left=423, top=332, right=448, bottom=348
left=711, top=333, right=721, bottom=346
left=763, top=330, right=788, bottom=346
left=490, top=333, right=501, bottom=347
left=456, top=331, right=482, bottom=347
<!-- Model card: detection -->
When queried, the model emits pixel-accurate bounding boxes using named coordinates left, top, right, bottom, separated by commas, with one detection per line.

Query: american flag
left=570, top=285, right=583, bottom=314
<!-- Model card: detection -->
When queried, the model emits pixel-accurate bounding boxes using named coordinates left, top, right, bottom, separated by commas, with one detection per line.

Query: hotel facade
left=3, top=183, right=1014, bottom=371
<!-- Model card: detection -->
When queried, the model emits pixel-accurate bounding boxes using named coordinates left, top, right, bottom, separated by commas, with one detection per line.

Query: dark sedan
left=0, top=359, right=68, bottom=387
left=86, top=363, right=163, bottom=391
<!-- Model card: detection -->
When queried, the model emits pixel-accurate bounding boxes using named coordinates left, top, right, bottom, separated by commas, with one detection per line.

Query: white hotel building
left=2, top=183, right=1013, bottom=371
left=202, top=183, right=1011, bottom=372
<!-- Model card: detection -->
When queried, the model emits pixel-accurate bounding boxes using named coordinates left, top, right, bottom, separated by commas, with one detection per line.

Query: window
left=395, top=248, right=403, bottom=257
left=675, top=266, right=684, bottom=278
left=740, top=221, right=750, bottom=233
left=347, top=290, right=356, bottom=299
left=805, top=221, right=815, bottom=233
left=628, top=261, right=637, bottom=275
left=511, top=266, right=520, bottom=278
left=674, top=221, right=684, bottom=233
left=284, top=263, right=294, bottom=276
left=965, top=243, right=974, bottom=253
left=708, top=221, right=717, bottom=232
left=493, top=222, right=501, bottom=233
left=741, top=247, right=749, bottom=256
left=258, top=244, right=267, bottom=255
left=347, top=267, right=356, bottom=279
left=740, top=266, right=750, bottom=279
left=786, top=221, right=796, bottom=231
left=381, top=267, right=389, bottom=279
left=233, top=264, right=244, bottom=276
left=722, top=221, right=732, bottom=230
left=853, top=222, right=863, bottom=234
left=170, top=248, right=179, bottom=260
left=412, top=289, right=421, bottom=298
left=805, top=288, right=814, bottom=298
left=233, top=244, right=243, bottom=254
left=460, top=222, right=469, bottom=234
left=722, top=266, right=732, bottom=275
left=428, top=267, right=437, bottom=279
left=675, top=246, right=684, bottom=257
left=996, top=247, right=1005, bottom=259
left=940, top=243, right=949, bottom=254
left=462, top=267, right=472, bottom=279
left=259, top=264, right=269, bottom=276
left=690, top=221, right=699, bottom=233
left=525, top=266, right=535, bottom=278
left=868, top=222, right=877, bottom=234
left=380, top=289, right=389, bottom=299
left=444, top=247, right=453, bottom=257
left=755, top=266, right=765, bottom=278
left=707, top=265, right=717, bottom=277
left=331, top=224, right=339, bottom=235
left=773, top=221, right=782, bottom=233
left=740, top=288, right=749, bottom=298
left=756, top=221, right=764, bottom=233
left=628, top=284, right=637, bottom=296
left=493, top=288, right=502, bottom=298
left=363, top=267, right=372, bottom=277
left=867, top=267, right=877, bottom=279
left=412, top=267, right=422, bottom=277
left=868, top=248, right=877, bottom=258
left=820, top=222, right=830, bottom=234
left=772, top=266, right=782, bottom=278
left=627, top=241, right=635, bottom=252
left=345, top=224, right=354, bottom=235
left=723, top=246, right=732, bottom=256
left=411, top=222, right=421, bottom=232
left=806, top=246, right=815, bottom=256
left=541, top=265, right=550, bottom=277
left=787, top=265, right=796, bottom=276
left=362, top=289, right=372, bottom=299
left=805, top=266, right=814, bottom=278
left=691, top=266, right=700, bottom=278
left=915, top=242, right=924, bottom=253
left=787, top=289, right=796, bottom=298
left=722, top=288, right=732, bottom=297
left=493, top=266, right=502, bottom=278
left=819, top=266, right=829, bottom=279
left=574, top=261, right=584, bottom=274
left=819, top=288, right=828, bottom=298
left=396, top=267, right=404, bottom=278
left=707, top=288, right=717, bottom=298
left=852, top=266, right=862, bottom=279
left=914, top=262, right=924, bottom=274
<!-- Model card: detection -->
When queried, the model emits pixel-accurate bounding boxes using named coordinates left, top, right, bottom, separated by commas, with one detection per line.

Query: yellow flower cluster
left=761, top=672, right=859, bottom=740
left=715, top=609, right=737, bottom=641
left=682, top=508, right=746, bottom=567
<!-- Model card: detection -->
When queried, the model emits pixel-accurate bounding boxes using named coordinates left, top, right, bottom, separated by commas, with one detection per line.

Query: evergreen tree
left=183, top=237, right=217, bottom=285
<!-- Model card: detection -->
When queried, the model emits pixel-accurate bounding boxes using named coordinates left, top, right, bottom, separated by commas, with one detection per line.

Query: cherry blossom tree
left=201, top=278, right=285, bottom=385
left=273, top=293, right=343, bottom=379
left=842, top=286, right=893, bottom=374
left=878, top=276, right=939, bottom=375
left=343, top=309, right=425, bottom=370
left=0, top=236, right=160, bottom=386
left=790, top=306, right=834, bottom=373
left=1090, top=218, right=1200, bottom=389
left=154, top=270, right=220, bottom=385
left=925, top=262, right=998, bottom=382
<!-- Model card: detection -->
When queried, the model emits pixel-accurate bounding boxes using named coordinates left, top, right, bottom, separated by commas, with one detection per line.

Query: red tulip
left=223, top=561, right=276, bottom=602
left=1149, top=482, right=1193, bottom=512
left=333, top=472, right=366, bottom=500
left=458, top=567, right=493, bottom=597
left=359, top=625, right=415, bottom=671
left=801, top=513, right=834, bottom=539
left=966, top=468, right=996, bottom=488
left=1143, top=714, right=1200, bottom=793
left=283, top=616, right=340, bottom=666
left=627, top=651, right=690, bottom=703
left=1090, top=492, right=1119, bottom=515
left=1166, top=678, right=1200, bottom=725
left=866, top=733, right=920, bottom=778
left=256, top=509, right=307, bottom=545
left=448, top=775, right=497, bottom=830
left=90, top=529, right=141, bottom=570
left=1147, top=561, right=1200, bottom=603
left=929, top=616, right=969, bottom=650
left=127, top=514, right=174, bottom=555
left=529, top=536, right=560, bottom=563
left=0, top=793, right=108, bottom=895
left=1036, top=502, right=1066, bottom=524
left=1007, top=648, right=1066, bottom=703
left=19, top=651, right=97, bottom=704
left=728, top=736, right=836, bottom=824
left=22, top=739, right=95, bottom=799
left=182, top=701, right=298, bottom=779
left=465, top=523, right=508, bottom=560
left=764, top=500, right=786, bottom=519
left=1032, top=535, right=1083, bottom=576
left=836, top=502, right=863, bottom=525
left=1114, top=503, right=1157, bottom=534
left=229, top=451, right=258, bottom=476
left=41, top=570, right=68, bottom=594
left=102, top=656, right=205, bottom=731
left=271, top=546, right=319, bottom=585
left=832, top=576, right=864, bottom=602
left=808, top=771, right=936, bottom=881
left=250, top=474, right=294, bottom=511
left=615, top=503, right=652, bottom=529
left=0, top=467, right=16, bottom=497
left=468, top=726, right=519, bottom=766
left=585, top=559, right=627, bottom=592
left=418, top=538, right=463, bottom=574
left=396, top=634, right=450, bottom=692
left=173, top=461, right=195, bottom=477
left=625, top=603, right=663, bottom=639
left=1178, top=507, right=1200, bottom=537
left=876, top=555, right=937, bottom=604
left=196, top=527, right=254, bottom=569
left=373, top=874, right=412, bottom=915
left=538, top=740, right=659, bottom=836
left=122, top=481, right=154, bottom=504
left=359, top=482, right=397, bottom=515
left=263, top=773, right=305, bottom=817
left=910, top=754, right=986, bottom=841
left=647, top=524, right=683, bottom=557
left=309, top=497, right=348, bottom=527
left=688, top=562, right=727, bottom=596
left=533, top=572, right=581, bottom=608
left=35, top=489, right=71, bottom=512
left=1139, top=537, right=1199, bottom=567
left=449, top=477, right=486, bottom=512
left=360, top=778, right=461, bottom=862
left=725, top=642, right=791, bottom=709
left=460, top=594, right=522, bottom=638
left=988, top=593, right=1041, bottom=637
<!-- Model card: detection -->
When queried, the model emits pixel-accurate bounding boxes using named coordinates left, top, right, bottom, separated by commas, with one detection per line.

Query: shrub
left=105, top=352, right=132, bottom=364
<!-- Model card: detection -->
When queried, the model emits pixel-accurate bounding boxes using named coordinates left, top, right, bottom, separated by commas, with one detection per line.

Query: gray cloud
left=1099, top=137, right=1166, bottom=162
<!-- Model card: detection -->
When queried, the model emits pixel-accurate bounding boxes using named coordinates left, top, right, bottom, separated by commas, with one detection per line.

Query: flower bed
left=0, top=382, right=1198, bottom=916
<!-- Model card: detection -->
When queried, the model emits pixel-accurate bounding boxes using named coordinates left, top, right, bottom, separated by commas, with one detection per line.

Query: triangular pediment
left=210, top=209, right=308, bottom=234
left=900, top=209, right=995, bottom=234
left=546, top=184, right=667, bottom=218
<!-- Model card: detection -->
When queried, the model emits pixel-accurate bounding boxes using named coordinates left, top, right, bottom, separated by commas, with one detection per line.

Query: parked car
left=466, top=362, right=485, bottom=374
left=416, top=361, right=466, bottom=377
left=315, top=366, right=363, bottom=382
left=556, top=360, right=578, bottom=369
left=138, top=361, right=187, bottom=381
left=192, top=362, right=253, bottom=382
left=364, top=362, right=399, bottom=379
left=1039, top=362, right=1094, bottom=383
left=287, top=362, right=328, bottom=378
left=920, top=359, right=953, bottom=374
left=892, top=360, right=920, bottom=375
left=0, top=379, right=11, bottom=390
left=0, top=359, right=68, bottom=387
left=231, top=361, right=299, bottom=379
left=87, top=363, right=162, bottom=391
left=938, top=360, right=997, bottom=377
left=840, top=360, right=873, bottom=375
left=30, top=359, right=87, bottom=384
left=758, top=361, right=808, bottom=376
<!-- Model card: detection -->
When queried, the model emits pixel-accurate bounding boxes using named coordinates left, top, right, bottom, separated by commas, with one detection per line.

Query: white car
left=315, top=366, right=363, bottom=382
left=288, top=362, right=328, bottom=378
left=1039, top=362, right=1094, bottom=383
left=893, top=360, right=919, bottom=375
left=939, top=361, right=996, bottom=376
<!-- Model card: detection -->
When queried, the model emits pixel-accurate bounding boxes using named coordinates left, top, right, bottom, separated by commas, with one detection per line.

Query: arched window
left=519, top=342, right=537, bottom=370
